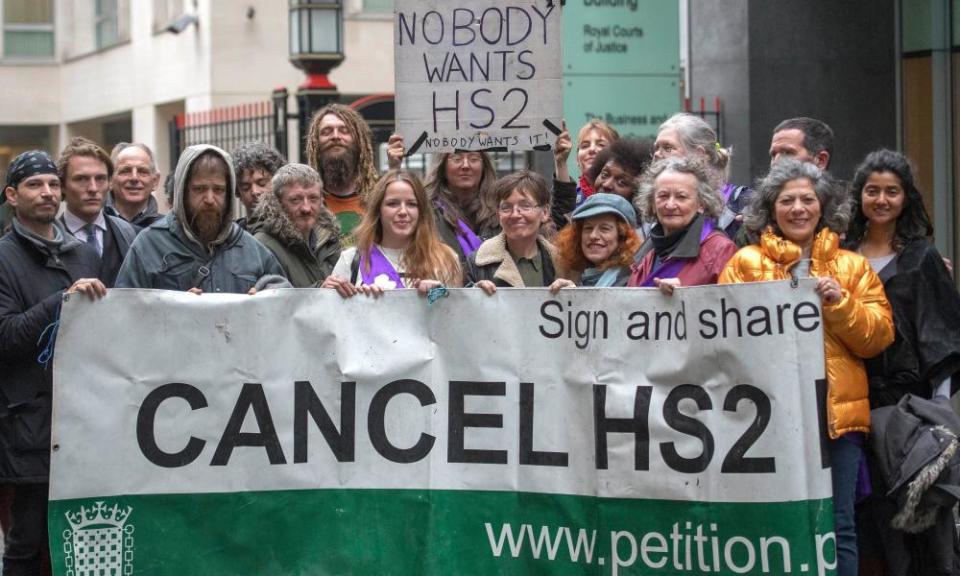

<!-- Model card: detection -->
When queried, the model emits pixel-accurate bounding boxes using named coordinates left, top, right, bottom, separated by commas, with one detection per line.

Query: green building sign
left=562, top=0, right=680, bottom=169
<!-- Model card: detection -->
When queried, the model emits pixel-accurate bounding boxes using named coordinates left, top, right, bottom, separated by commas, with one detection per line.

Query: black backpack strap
left=350, top=249, right=361, bottom=284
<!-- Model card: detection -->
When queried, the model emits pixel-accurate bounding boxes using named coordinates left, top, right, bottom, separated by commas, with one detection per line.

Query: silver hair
left=658, top=112, right=731, bottom=183
left=743, top=158, right=850, bottom=240
left=110, top=142, right=158, bottom=173
left=635, top=157, right=724, bottom=223
left=271, top=163, right=323, bottom=199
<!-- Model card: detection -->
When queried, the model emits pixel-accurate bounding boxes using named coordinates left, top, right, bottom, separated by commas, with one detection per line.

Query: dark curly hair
left=584, top=137, right=655, bottom=186
left=844, top=149, right=933, bottom=250
left=231, top=141, right=286, bottom=197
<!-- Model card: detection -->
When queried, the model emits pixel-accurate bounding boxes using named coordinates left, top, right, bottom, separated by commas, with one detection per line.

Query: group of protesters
left=0, top=101, right=959, bottom=576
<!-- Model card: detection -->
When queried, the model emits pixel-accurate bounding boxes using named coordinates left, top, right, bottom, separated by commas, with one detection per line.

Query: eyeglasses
left=447, top=152, right=483, bottom=166
left=498, top=202, right=542, bottom=215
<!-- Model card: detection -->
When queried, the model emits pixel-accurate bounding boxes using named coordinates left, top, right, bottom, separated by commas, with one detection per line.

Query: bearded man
left=115, top=144, right=287, bottom=294
left=305, top=103, right=379, bottom=238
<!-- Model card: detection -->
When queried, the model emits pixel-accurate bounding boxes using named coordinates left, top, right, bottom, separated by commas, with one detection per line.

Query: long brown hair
left=554, top=217, right=641, bottom=273
left=305, top=103, right=379, bottom=201
left=353, top=170, right=462, bottom=286
left=423, top=152, right=498, bottom=233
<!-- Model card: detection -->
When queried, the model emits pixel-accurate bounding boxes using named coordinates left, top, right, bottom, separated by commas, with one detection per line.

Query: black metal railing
left=685, top=96, right=723, bottom=145
left=170, top=90, right=531, bottom=177
left=168, top=90, right=289, bottom=172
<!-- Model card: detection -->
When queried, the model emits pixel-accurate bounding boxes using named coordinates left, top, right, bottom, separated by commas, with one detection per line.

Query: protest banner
left=393, top=0, right=564, bottom=154
left=50, top=282, right=836, bottom=575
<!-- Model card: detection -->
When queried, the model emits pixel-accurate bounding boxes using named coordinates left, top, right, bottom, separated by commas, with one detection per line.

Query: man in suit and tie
left=57, top=137, right=140, bottom=287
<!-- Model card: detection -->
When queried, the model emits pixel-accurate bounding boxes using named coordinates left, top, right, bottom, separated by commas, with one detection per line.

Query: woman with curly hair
left=842, top=149, right=960, bottom=576
left=548, top=193, right=641, bottom=290
left=653, top=112, right=752, bottom=241
left=627, top=157, right=736, bottom=294
left=321, top=170, right=461, bottom=297
left=719, top=158, right=894, bottom=576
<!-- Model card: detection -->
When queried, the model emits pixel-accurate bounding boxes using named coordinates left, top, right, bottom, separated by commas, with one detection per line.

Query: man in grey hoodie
left=115, top=144, right=287, bottom=293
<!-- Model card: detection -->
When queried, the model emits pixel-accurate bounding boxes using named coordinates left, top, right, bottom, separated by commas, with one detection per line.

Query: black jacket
left=0, top=221, right=99, bottom=482
left=60, top=213, right=140, bottom=287
left=866, top=240, right=960, bottom=407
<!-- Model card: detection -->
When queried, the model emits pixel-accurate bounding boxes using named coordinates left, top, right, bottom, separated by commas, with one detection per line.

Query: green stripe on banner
left=50, top=490, right=836, bottom=575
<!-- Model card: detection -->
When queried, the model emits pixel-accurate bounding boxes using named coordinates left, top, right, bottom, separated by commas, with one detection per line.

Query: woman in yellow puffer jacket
left=719, top=159, right=893, bottom=576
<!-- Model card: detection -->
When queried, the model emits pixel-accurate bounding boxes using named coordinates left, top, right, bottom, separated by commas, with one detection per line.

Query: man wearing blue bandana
left=0, top=150, right=105, bottom=575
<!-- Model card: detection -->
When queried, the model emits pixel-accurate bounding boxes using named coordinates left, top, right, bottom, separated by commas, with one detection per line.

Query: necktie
left=83, top=223, right=101, bottom=256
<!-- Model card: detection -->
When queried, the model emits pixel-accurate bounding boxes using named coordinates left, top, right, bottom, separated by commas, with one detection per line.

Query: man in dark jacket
left=0, top=150, right=105, bottom=575
left=115, top=144, right=287, bottom=294
left=251, top=163, right=340, bottom=287
left=104, top=142, right=164, bottom=227
left=57, top=137, right=140, bottom=287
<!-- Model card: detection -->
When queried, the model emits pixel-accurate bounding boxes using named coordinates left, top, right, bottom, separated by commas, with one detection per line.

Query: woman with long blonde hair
left=322, top=170, right=461, bottom=297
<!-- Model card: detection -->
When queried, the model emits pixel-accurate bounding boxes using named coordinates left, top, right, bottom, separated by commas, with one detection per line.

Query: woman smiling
left=842, top=150, right=960, bottom=575
left=322, top=170, right=461, bottom=297
left=627, top=157, right=736, bottom=294
left=549, top=193, right=641, bottom=289
left=466, top=170, right=558, bottom=294
left=719, top=159, right=894, bottom=576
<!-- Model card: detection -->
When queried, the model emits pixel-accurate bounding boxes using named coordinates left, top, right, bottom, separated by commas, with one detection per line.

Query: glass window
left=95, top=0, right=119, bottom=49
left=3, top=0, right=54, bottom=59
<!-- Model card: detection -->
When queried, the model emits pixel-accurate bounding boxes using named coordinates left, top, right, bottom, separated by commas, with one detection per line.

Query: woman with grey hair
left=626, top=157, right=736, bottom=293
left=719, top=158, right=894, bottom=576
left=653, top=112, right=753, bottom=240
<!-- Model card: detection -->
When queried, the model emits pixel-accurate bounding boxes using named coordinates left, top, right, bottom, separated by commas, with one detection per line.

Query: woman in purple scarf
left=653, top=112, right=753, bottom=242
left=322, top=170, right=461, bottom=297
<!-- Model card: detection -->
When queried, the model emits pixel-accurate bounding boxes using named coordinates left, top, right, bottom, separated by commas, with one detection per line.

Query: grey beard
left=320, top=149, right=358, bottom=192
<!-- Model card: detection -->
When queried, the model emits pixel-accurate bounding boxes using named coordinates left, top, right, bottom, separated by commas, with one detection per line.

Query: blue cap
left=570, top=193, right=637, bottom=228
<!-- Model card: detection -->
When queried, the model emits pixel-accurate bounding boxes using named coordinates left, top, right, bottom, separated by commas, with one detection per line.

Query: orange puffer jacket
left=718, top=228, right=894, bottom=438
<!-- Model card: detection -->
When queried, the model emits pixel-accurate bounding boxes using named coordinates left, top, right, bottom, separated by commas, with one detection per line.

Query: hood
left=251, top=190, right=340, bottom=252
left=173, top=144, right=237, bottom=250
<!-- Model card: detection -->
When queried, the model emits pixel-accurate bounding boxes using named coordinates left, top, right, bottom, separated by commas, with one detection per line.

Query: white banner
left=51, top=283, right=831, bottom=503
left=393, top=0, right=564, bottom=153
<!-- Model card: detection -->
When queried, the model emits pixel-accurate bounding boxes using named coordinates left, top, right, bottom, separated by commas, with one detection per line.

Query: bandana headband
left=3, top=150, right=58, bottom=203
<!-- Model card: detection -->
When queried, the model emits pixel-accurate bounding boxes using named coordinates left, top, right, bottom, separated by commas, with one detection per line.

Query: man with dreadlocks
left=305, top=103, right=379, bottom=239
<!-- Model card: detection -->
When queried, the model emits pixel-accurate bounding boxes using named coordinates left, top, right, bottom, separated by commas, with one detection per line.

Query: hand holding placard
left=394, top=1, right=564, bottom=154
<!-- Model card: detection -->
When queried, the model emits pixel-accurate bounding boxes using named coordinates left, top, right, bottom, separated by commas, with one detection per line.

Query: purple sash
left=720, top=183, right=735, bottom=202
left=639, top=219, right=714, bottom=287
left=435, top=201, right=482, bottom=257
left=359, top=245, right=404, bottom=288
left=455, top=219, right=483, bottom=257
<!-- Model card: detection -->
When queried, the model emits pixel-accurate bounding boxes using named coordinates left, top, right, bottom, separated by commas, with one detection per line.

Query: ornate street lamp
left=289, top=0, right=345, bottom=89
left=289, top=0, right=345, bottom=161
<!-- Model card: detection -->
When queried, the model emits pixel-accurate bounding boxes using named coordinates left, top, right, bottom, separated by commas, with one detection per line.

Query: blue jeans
left=830, top=436, right=863, bottom=576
